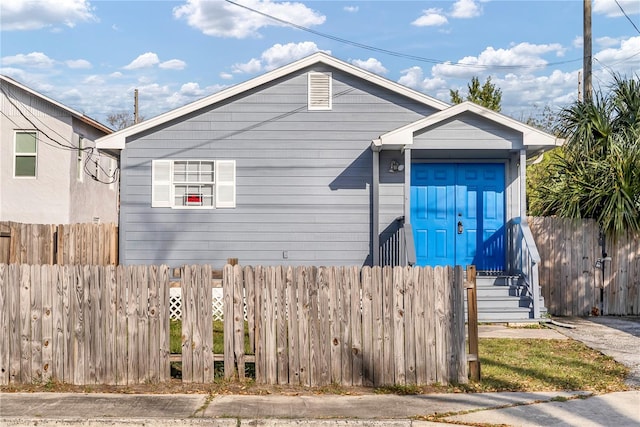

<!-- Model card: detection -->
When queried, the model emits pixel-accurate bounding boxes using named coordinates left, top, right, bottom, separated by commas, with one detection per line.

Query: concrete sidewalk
left=1, top=391, right=639, bottom=426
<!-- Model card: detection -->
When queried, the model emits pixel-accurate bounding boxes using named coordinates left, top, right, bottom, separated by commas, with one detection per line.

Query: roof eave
left=1, top=75, right=112, bottom=136
left=96, top=52, right=449, bottom=150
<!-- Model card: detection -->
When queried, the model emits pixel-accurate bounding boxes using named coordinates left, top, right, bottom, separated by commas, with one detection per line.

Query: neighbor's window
left=14, top=131, right=37, bottom=177
left=152, top=159, right=236, bottom=209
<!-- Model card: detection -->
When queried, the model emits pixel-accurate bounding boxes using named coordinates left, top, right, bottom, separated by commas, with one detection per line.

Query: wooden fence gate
left=529, top=217, right=640, bottom=316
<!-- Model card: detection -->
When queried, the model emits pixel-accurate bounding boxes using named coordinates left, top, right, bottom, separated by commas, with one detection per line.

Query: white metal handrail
left=512, top=217, right=541, bottom=319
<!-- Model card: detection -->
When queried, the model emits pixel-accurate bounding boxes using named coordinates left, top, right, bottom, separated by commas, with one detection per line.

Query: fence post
left=465, top=265, right=480, bottom=381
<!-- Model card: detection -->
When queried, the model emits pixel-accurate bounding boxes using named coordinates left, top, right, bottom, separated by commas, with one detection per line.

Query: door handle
left=458, top=221, right=463, bottom=234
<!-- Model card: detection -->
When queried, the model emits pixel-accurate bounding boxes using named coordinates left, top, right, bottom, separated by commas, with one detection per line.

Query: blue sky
left=2, top=0, right=639, bottom=126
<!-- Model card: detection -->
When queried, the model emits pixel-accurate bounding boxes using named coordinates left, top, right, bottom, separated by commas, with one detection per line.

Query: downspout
left=372, top=140, right=381, bottom=266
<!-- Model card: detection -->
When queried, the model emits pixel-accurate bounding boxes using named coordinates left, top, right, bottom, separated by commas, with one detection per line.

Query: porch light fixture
left=389, top=160, right=404, bottom=173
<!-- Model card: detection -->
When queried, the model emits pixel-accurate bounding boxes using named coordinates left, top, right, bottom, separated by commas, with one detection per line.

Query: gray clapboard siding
left=413, top=112, right=522, bottom=149
left=120, top=67, right=434, bottom=267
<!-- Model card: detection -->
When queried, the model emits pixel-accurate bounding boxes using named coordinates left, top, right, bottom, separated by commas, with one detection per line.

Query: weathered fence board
left=0, top=264, right=169, bottom=386
left=529, top=217, right=640, bottom=316
left=223, top=264, right=467, bottom=387
left=0, top=265, right=9, bottom=385
left=0, top=222, right=118, bottom=266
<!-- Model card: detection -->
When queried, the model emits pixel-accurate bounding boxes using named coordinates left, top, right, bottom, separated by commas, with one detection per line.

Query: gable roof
left=1, top=75, right=113, bottom=135
left=96, top=52, right=450, bottom=150
left=373, top=101, right=564, bottom=155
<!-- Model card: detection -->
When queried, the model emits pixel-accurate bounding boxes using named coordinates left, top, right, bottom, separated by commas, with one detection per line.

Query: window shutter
left=152, top=160, right=172, bottom=207
left=308, top=72, right=332, bottom=110
left=215, top=160, right=236, bottom=208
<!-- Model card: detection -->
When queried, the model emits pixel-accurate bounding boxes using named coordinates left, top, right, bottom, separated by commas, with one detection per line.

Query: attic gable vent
left=308, top=72, right=332, bottom=110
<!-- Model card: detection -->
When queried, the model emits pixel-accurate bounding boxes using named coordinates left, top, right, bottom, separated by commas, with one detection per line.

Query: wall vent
left=308, top=72, right=332, bottom=110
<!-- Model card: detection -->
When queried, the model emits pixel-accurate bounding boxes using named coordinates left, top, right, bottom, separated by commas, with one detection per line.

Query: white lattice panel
left=169, top=288, right=225, bottom=321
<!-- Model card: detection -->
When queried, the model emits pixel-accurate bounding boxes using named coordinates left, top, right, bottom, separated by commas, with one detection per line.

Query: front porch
left=378, top=216, right=546, bottom=321
left=370, top=102, right=562, bottom=322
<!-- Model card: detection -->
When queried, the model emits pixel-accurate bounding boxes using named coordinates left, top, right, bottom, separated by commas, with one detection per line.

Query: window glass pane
left=174, top=184, right=186, bottom=206
left=15, top=156, right=36, bottom=177
left=16, top=132, right=37, bottom=153
left=173, top=183, right=214, bottom=207
left=173, top=161, right=187, bottom=182
left=201, top=162, right=215, bottom=182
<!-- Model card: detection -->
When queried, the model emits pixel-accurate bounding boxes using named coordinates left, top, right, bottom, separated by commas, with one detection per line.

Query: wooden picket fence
left=222, top=264, right=468, bottom=386
left=0, top=222, right=118, bottom=265
left=529, top=217, right=640, bottom=316
left=1, top=263, right=469, bottom=387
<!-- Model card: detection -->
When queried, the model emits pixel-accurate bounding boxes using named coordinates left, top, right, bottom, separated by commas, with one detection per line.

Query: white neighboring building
left=1, top=75, right=119, bottom=224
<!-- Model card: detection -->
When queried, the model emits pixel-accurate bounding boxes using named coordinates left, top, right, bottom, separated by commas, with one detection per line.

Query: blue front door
left=410, top=163, right=505, bottom=270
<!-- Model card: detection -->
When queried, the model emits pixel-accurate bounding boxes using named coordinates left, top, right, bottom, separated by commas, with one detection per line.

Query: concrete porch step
left=469, top=274, right=546, bottom=322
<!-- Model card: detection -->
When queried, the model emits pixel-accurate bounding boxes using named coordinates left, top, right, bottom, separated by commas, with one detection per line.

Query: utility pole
left=578, top=71, right=583, bottom=102
left=134, top=89, right=139, bottom=124
left=583, top=0, right=592, bottom=102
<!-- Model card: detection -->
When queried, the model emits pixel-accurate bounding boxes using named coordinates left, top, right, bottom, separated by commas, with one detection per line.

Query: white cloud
left=232, top=41, right=326, bottom=74
left=593, top=0, right=640, bottom=17
left=0, top=68, right=28, bottom=82
left=398, top=66, right=448, bottom=93
left=496, top=70, right=578, bottom=107
left=450, top=0, right=482, bottom=19
left=573, top=36, right=583, bottom=49
left=1, top=0, right=97, bottom=31
left=83, top=75, right=104, bottom=85
left=412, top=8, right=448, bottom=27
left=2, top=52, right=55, bottom=68
left=173, top=0, right=325, bottom=39
left=431, top=42, right=567, bottom=78
left=178, top=82, right=204, bottom=97
left=350, top=58, right=387, bottom=75
left=232, top=58, right=262, bottom=74
left=166, top=81, right=227, bottom=108
left=124, top=52, right=160, bottom=70
left=110, top=72, right=123, bottom=78
left=159, top=59, right=187, bottom=70
left=344, top=6, right=359, bottom=13
left=596, top=36, right=625, bottom=48
left=262, top=42, right=326, bottom=70
left=66, top=59, right=91, bottom=69
left=219, top=72, right=233, bottom=80
left=396, top=37, right=639, bottom=119
left=593, top=36, right=640, bottom=75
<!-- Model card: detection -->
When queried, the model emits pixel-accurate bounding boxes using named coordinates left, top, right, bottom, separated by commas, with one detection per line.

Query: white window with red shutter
left=152, top=159, right=236, bottom=209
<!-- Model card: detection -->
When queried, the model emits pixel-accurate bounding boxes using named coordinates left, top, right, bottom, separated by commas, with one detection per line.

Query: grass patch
left=456, top=338, right=629, bottom=393
left=170, top=320, right=252, bottom=355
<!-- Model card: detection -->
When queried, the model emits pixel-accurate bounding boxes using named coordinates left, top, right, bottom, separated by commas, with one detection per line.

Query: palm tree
left=539, top=75, right=640, bottom=236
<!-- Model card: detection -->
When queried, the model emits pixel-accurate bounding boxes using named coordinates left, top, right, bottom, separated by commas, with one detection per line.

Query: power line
left=615, top=0, right=640, bottom=35
left=1, top=85, right=119, bottom=184
left=224, top=0, right=582, bottom=71
left=593, top=50, right=640, bottom=72
left=1, top=85, right=81, bottom=151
